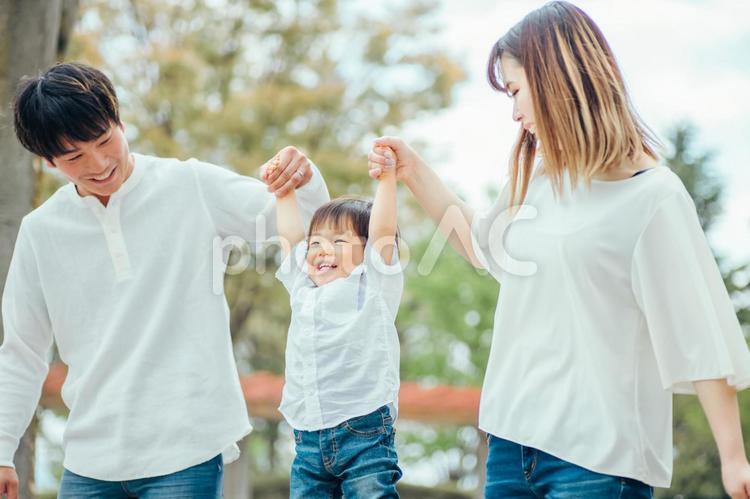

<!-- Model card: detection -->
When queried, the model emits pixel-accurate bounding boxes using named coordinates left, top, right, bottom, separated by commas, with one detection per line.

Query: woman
left=367, top=2, right=750, bottom=497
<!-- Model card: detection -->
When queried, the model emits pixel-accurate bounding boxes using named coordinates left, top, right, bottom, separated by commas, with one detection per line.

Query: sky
left=402, top=0, right=750, bottom=266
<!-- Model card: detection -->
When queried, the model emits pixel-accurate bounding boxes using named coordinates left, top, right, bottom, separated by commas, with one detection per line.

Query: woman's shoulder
left=631, top=165, right=691, bottom=204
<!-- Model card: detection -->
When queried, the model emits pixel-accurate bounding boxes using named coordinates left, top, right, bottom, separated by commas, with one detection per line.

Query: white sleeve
left=631, top=191, right=750, bottom=394
left=190, top=159, right=330, bottom=243
left=0, top=222, right=54, bottom=468
left=275, top=241, right=309, bottom=293
left=470, top=180, right=535, bottom=282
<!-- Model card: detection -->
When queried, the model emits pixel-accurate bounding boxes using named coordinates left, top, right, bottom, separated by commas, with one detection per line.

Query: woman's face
left=500, top=54, right=537, bottom=134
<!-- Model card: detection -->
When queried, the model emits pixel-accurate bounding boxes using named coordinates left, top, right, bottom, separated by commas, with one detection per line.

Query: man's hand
left=259, top=146, right=313, bottom=197
left=0, top=466, right=18, bottom=499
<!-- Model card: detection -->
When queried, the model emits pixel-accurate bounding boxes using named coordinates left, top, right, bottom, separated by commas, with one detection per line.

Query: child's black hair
left=308, top=197, right=373, bottom=241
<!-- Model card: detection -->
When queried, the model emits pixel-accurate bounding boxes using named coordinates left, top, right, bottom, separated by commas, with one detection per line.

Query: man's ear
left=118, top=121, right=126, bottom=133
left=45, top=158, right=57, bottom=169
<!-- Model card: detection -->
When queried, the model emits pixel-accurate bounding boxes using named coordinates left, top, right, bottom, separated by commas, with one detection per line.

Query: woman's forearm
left=403, top=162, right=481, bottom=267
left=694, top=378, right=748, bottom=465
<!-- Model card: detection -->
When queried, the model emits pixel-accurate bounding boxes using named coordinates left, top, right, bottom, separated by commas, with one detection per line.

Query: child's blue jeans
left=58, top=454, right=223, bottom=498
left=484, top=434, right=653, bottom=498
left=290, top=405, right=402, bottom=498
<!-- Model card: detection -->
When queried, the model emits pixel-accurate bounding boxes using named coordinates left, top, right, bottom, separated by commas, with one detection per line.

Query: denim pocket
left=379, top=405, right=393, bottom=426
left=343, top=410, right=387, bottom=437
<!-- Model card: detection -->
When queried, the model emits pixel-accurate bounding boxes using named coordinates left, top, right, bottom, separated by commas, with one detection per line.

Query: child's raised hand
left=260, top=155, right=282, bottom=185
left=371, top=146, right=396, bottom=180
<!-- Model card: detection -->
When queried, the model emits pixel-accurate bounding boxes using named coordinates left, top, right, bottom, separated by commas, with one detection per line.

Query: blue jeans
left=58, top=454, right=223, bottom=498
left=484, top=435, right=653, bottom=498
left=291, top=405, right=402, bottom=498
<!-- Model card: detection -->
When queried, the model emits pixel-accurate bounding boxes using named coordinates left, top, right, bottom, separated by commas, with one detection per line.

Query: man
left=0, top=62, right=329, bottom=498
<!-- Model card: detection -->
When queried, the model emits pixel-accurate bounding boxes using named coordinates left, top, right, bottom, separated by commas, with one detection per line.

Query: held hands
left=371, top=146, right=397, bottom=180
left=367, top=136, right=425, bottom=183
left=259, top=146, right=312, bottom=197
left=0, top=466, right=18, bottom=499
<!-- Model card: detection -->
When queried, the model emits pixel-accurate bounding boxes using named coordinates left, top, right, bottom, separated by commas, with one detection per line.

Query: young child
left=263, top=147, right=403, bottom=498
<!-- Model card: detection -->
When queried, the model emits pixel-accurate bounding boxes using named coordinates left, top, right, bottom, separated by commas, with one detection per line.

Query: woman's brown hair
left=487, top=1, right=660, bottom=205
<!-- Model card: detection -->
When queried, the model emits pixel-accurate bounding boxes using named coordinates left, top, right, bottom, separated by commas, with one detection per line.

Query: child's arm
left=369, top=146, right=398, bottom=264
left=264, top=159, right=305, bottom=257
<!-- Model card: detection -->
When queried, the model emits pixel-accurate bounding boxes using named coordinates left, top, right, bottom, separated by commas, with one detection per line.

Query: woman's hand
left=722, top=457, right=750, bottom=499
left=367, top=136, right=426, bottom=185
left=694, top=379, right=750, bottom=499
left=0, top=466, right=18, bottom=499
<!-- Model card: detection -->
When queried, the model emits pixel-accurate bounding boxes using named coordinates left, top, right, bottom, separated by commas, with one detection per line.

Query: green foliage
left=398, top=237, right=498, bottom=386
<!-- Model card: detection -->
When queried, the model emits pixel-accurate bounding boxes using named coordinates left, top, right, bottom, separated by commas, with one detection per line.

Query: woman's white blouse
left=276, top=242, right=403, bottom=431
left=471, top=166, right=750, bottom=487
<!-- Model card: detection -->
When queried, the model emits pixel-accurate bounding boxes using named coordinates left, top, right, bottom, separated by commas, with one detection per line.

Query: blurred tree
left=658, top=123, right=750, bottom=498
left=0, top=1, right=78, bottom=497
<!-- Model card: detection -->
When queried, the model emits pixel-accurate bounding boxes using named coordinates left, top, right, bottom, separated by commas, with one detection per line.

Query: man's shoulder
left=134, top=153, right=222, bottom=183
left=134, top=152, right=191, bottom=174
left=23, top=182, right=75, bottom=226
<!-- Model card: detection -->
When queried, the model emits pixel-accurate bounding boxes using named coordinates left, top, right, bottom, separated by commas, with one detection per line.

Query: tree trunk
left=0, top=1, right=77, bottom=496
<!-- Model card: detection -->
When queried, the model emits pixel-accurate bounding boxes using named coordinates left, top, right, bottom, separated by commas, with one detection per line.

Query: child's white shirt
left=276, top=242, right=403, bottom=431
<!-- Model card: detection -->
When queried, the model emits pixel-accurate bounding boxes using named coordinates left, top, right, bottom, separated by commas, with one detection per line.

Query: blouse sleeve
left=471, top=180, right=537, bottom=282
left=631, top=190, right=750, bottom=394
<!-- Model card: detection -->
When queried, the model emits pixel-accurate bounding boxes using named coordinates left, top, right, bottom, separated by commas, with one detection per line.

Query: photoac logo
left=211, top=204, right=538, bottom=295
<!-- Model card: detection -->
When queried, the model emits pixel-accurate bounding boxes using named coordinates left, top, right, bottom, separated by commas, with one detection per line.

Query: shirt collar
left=67, top=153, right=145, bottom=209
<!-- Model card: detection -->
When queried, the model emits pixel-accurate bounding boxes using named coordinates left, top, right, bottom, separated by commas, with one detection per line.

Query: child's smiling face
left=306, top=222, right=365, bottom=287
